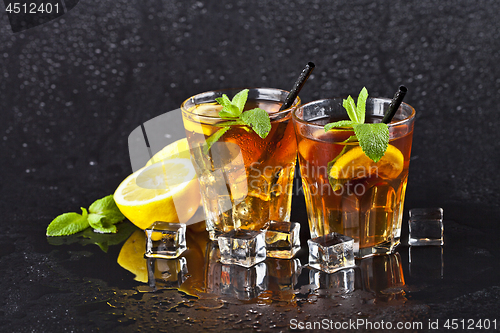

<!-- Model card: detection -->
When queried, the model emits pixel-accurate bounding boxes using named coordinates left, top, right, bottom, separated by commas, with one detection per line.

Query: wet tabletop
left=1, top=0, right=500, bottom=332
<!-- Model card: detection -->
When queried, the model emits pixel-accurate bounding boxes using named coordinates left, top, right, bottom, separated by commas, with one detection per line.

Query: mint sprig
left=46, top=195, right=125, bottom=236
left=324, top=87, right=389, bottom=163
left=204, top=89, right=271, bottom=153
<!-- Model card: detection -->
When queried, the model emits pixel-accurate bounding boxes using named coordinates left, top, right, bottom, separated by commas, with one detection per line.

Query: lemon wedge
left=329, top=144, right=404, bottom=182
left=114, top=158, right=201, bottom=229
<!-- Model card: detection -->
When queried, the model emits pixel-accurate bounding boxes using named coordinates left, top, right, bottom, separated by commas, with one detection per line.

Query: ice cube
left=408, top=208, right=444, bottom=246
left=218, top=229, right=266, bottom=267
left=265, top=221, right=300, bottom=259
left=308, top=232, right=355, bottom=273
left=145, top=222, right=187, bottom=259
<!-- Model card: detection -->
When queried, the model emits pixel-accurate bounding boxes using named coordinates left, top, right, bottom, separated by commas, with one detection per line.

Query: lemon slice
left=329, top=144, right=404, bottom=182
left=145, top=138, right=192, bottom=166
left=114, top=158, right=201, bottom=229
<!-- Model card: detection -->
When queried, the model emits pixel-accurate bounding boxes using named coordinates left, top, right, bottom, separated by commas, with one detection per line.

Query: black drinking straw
left=279, top=62, right=315, bottom=111
left=382, top=85, right=407, bottom=124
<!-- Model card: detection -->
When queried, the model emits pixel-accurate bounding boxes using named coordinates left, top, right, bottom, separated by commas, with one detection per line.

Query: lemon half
left=114, top=158, right=201, bottom=229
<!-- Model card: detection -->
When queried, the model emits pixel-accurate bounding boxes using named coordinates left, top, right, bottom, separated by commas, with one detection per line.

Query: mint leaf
left=89, top=195, right=125, bottom=225
left=240, top=108, right=272, bottom=139
left=231, top=89, right=249, bottom=113
left=324, top=120, right=356, bottom=132
left=356, top=87, right=368, bottom=124
left=46, top=221, right=137, bottom=253
left=46, top=208, right=89, bottom=236
left=215, top=94, right=231, bottom=108
left=343, top=96, right=360, bottom=123
left=204, top=89, right=272, bottom=152
left=88, top=213, right=117, bottom=234
left=216, top=94, right=240, bottom=118
left=203, top=126, right=230, bottom=154
left=353, top=123, right=389, bottom=162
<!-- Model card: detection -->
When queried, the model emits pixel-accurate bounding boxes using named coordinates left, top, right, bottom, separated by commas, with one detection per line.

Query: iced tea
left=293, top=98, right=415, bottom=258
left=181, top=88, right=300, bottom=240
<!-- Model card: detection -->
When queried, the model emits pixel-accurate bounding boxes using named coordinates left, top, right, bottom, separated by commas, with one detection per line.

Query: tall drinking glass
left=181, top=88, right=300, bottom=240
left=293, top=97, right=415, bottom=258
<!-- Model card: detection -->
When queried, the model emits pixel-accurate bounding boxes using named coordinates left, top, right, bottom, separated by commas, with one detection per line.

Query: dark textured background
left=1, top=0, right=499, bottom=332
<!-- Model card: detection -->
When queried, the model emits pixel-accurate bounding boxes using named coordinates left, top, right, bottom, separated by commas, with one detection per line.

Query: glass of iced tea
left=181, top=88, right=300, bottom=241
left=292, top=97, right=415, bottom=258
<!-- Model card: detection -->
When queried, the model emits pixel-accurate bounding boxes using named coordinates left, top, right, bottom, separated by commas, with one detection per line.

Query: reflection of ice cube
left=409, top=208, right=444, bottom=246
left=409, top=246, right=444, bottom=279
left=218, top=229, right=266, bottom=267
left=205, top=241, right=267, bottom=300
left=308, top=267, right=355, bottom=295
left=265, top=221, right=300, bottom=259
left=266, top=258, right=302, bottom=291
left=219, top=262, right=267, bottom=300
left=147, top=257, right=188, bottom=290
left=308, top=232, right=355, bottom=273
left=355, top=253, right=405, bottom=299
left=145, top=222, right=187, bottom=259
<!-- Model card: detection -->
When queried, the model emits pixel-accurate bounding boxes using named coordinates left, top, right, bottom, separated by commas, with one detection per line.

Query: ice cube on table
left=145, top=222, right=187, bottom=259
left=265, top=221, right=300, bottom=259
left=308, top=232, right=355, bottom=273
left=218, top=229, right=266, bottom=267
left=408, top=208, right=444, bottom=246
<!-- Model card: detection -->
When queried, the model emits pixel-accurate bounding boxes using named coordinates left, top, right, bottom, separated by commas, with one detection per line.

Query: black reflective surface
left=1, top=1, right=500, bottom=332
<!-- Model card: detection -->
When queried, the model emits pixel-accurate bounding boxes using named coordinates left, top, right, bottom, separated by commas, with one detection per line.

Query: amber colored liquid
left=183, top=101, right=297, bottom=236
left=297, top=115, right=413, bottom=256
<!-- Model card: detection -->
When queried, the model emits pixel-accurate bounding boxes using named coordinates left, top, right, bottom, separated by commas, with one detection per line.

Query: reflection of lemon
left=145, top=138, right=191, bottom=166
left=329, top=145, right=404, bottom=181
left=117, top=230, right=148, bottom=283
left=114, top=158, right=201, bottom=229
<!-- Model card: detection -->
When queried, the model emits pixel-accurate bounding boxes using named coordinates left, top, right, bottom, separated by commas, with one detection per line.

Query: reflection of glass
left=266, top=258, right=302, bottom=291
left=147, top=257, right=188, bottom=290
left=181, top=88, right=300, bottom=240
left=308, top=267, right=355, bottom=296
left=409, top=246, right=444, bottom=279
left=293, top=98, right=415, bottom=258
left=204, top=241, right=267, bottom=300
left=355, top=253, right=405, bottom=301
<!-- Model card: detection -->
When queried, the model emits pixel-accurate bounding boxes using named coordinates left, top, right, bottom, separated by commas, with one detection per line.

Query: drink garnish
left=204, top=89, right=271, bottom=153
left=324, top=87, right=389, bottom=163
left=46, top=194, right=125, bottom=236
